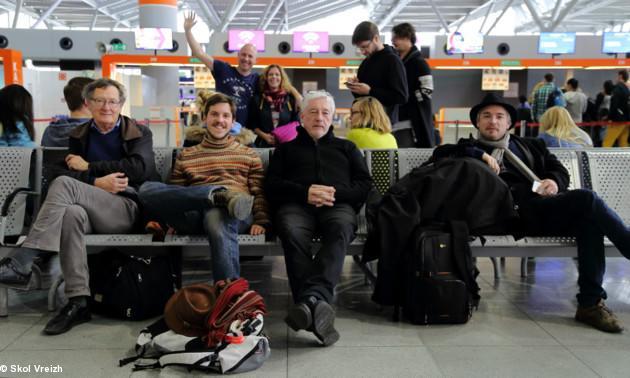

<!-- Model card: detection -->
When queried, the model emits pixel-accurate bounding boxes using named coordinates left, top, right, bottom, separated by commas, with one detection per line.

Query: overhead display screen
left=446, top=31, right=484, bottom=54
left=135, top=28, right=173, bottom=50
left=228, top=30, right=265, bottom=52
left=538, top=32, right=576, bottom=54
left=602, top=32, right=630, bottom=54
left=293, top=32, right=329, bottom=53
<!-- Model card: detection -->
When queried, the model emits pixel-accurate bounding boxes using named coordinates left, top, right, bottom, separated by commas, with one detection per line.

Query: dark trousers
left=519, top=189, right=630, bottom=306
left=275, top=203, right=357, bottom=304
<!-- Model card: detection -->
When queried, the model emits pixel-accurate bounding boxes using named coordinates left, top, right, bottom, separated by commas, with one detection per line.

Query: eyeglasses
left=357, top=40, right=374, bottom=53
left=90, top=98, right=122, bottom=107
left=350, top=110, right=362, bottom=116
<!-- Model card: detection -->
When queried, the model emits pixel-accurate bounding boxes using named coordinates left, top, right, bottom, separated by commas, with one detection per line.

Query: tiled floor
left=2, top=256, right=630, bottom=377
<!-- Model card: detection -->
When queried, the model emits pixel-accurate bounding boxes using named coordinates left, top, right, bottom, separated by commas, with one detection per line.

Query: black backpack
left=546, top=86, right=566, bottom=109
left=400, top=221, right=480, bottom=324
left=88, top=248, right=181, bottom=320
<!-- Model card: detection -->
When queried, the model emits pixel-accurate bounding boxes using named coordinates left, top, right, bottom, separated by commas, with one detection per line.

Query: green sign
left=500, top=60, right=521, bottom=66
left=345, top=59, right=363, bottom=66
left=111, top=43, right=126, bottom=52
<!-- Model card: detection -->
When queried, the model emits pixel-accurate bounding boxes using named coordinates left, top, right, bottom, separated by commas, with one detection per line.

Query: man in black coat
left=434, top=93, right=630, bottom=333
left=392, top=23, right=435, bottom=147
left=265, top=91, right=372, bottom=346
left=347, top=21, right=408, bottom=124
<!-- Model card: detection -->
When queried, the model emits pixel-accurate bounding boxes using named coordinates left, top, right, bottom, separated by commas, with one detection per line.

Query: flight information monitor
left=602, top=32, right=630, bottom=54
left=538, top=32, right=576, bottom=54
left=446, top=31, right=484, bottom=54
left=228, top=30, right=265, bottom=52
left=293, top=32, right=329, bottom=53
left=135, top=28, right=173, bottom=50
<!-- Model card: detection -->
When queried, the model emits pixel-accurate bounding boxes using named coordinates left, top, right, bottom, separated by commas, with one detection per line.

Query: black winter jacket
left=368, top=157, right=519, bottom=306
left=398, top=46, right=435, bottom=147
left=356, top=45, right=408, bottom=124
left=265, top=126, right=372, bottom=212
left=432, top=135, right=570, bottom=207
left=56, top=115, right=160, bottom=190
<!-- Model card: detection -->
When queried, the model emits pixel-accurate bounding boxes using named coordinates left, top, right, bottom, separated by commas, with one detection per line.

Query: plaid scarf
left=263, top=89, right=287, bottom=112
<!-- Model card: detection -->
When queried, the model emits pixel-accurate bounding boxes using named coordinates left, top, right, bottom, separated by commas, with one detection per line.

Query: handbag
left=271, top=121, right=299, bottom=144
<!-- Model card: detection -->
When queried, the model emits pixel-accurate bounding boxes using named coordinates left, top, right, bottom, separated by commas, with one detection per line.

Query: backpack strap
left=449, top=220, right=481, bottom=308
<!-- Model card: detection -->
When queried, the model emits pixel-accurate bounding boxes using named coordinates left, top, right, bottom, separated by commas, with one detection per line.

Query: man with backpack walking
left=532, top=73, right=563, bottom=122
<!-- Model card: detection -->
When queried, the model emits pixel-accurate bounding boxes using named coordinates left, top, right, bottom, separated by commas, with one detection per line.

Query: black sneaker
left=43, top=300, right=91, bottom=335
left=0, top=257, right=31, bottom=286
left=311, top=300, right=339, bottom=346
left=285, top=302, right=312, bottom=331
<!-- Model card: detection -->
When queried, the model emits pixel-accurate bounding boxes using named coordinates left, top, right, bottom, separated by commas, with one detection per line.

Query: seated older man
left=0, top=78, right=158, bottom=335
left=265, top=90, right=373, bottom=346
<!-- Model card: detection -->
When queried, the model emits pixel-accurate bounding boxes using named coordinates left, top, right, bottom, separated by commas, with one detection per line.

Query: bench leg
left=520, top=258, right=528, bottom=278
left=353, top=255, right=376, bottom=286
left=490, top=257, right=501, bottom=279
left=0, top=286, right=8, bottom=317
left=48, top=275, right=64, bottom=312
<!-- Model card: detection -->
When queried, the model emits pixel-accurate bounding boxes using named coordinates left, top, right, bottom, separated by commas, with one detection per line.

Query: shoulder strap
left=449, top=220, right=480, bottom=307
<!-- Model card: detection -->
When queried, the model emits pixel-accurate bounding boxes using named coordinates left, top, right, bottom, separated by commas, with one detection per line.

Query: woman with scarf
left=247, top=64, right=301, bottom=147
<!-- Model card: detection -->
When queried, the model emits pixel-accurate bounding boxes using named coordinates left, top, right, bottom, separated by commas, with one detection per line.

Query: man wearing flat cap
left=433, top=93, right=630, bottom=334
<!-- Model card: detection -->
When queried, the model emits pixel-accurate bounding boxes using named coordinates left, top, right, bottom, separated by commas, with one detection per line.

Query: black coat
left=432, top=135, right=570, bottom=207
left=610, top=82, right=630, bottom=122
left=398, top=46, right=435, bottom=147
left=368, top=157, right=518, bottom=306
left=356, top=45, right=408, bottom=124
left=265, top=126, right=373, bottom=212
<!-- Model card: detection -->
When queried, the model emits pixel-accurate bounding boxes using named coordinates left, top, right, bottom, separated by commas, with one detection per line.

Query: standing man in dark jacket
left=348, top=21, right=408, bottom=124
left=391, top=22, right=435, bottom=147
left=265, top=91, right=372, bottom=346
left=434, top=93, right=630, bottom=333
left=0, top=78, right=158, bottom=335
left=603, top=69, right=630, bottom=147
left=41, top=77, right=94, bottom=147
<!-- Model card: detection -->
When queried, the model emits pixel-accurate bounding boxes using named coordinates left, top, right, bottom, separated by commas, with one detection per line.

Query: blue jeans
left=138, top=182, right=252, bottom=281
left=520, top=189, right=630, bottom=306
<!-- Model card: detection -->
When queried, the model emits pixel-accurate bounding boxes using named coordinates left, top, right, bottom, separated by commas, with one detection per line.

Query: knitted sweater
left=169, top=134, right=269, bottom=226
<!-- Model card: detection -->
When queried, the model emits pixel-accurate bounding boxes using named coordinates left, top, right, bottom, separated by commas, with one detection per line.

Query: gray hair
left=301, top=90, right=335, bottom=115
left=82, top=78, right=127, bottom=104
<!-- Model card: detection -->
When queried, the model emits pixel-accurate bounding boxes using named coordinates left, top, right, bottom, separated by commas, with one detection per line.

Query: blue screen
left=538, top=32, right=576, bottom=54
left=602, top=32, right=630, bottom=54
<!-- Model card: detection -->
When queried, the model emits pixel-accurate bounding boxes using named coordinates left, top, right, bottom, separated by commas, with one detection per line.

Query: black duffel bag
left=88, top=248, right=181, bottom=320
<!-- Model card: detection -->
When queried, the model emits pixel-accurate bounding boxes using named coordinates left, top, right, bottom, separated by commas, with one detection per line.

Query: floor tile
left=429, top=346, right=598, bottom=377
left=288, top=346, right=442, bottom=377
left=0, top=349, right=130, bottom=378
left=568, top=346, right=630, bottom=378
left=0, top=314, right=43, bottom=351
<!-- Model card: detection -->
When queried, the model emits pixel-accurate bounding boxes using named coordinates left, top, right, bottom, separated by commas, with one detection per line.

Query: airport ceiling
left=0, top=0, right=628, bottom=34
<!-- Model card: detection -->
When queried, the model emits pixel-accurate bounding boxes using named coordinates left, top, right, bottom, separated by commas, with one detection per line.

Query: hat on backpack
left=164, top=283, right=217, bottom=337
left=469, top=93, right=518, bottom=129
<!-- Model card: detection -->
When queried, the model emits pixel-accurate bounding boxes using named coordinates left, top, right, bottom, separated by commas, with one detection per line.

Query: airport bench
left=1, top=146, right=629, bottom=316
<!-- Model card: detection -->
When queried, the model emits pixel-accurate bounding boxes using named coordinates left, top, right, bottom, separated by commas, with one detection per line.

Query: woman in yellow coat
left=347, top=96, right=398, bottom=149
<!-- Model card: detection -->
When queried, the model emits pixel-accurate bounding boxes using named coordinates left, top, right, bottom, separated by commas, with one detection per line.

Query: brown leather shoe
left=575, top=300, right=624, bottom=333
